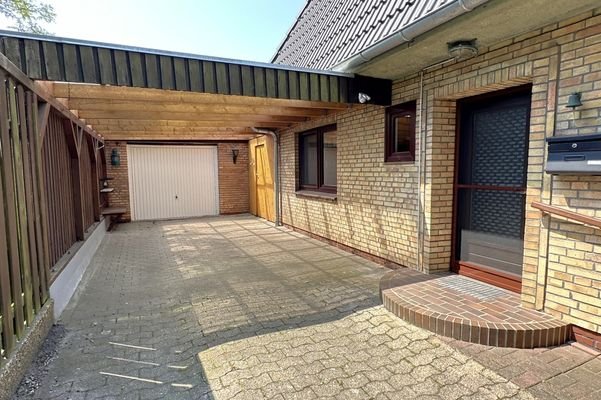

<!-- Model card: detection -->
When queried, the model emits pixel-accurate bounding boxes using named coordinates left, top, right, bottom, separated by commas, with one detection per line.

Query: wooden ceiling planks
left=50, top=83, right=345, bottom=141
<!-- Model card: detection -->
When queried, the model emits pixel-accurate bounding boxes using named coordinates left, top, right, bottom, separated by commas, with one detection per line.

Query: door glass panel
left=300, top=133, right=318, bottom=186
left=323, top=131, right=337, bottom=187
left=394, top=113, right=413, bottom=153
left=458, top=188, right=525, bottom=277
left=470, top=106, right=529, bottom=187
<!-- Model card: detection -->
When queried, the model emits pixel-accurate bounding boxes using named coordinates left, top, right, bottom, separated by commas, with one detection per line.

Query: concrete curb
left=0, top=299, right=54, bottom=400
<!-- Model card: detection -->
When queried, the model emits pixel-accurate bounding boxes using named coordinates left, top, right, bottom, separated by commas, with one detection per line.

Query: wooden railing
left=532, top=202, right=601, bottom=230
left=0, top=51, right=104, bottom=366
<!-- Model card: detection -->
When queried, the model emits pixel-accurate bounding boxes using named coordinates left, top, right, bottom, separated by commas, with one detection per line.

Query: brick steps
left=380, top=270, right=571, bottom=348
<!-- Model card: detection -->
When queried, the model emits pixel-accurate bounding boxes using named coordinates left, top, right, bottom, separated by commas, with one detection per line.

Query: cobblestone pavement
left=441, top=338, right=601, bottom=400
left=12, top=215, right=594, bottom=399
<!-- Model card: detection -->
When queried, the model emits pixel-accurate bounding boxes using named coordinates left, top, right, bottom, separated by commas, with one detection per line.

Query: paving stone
left=11, top=216, right=592, bottom=399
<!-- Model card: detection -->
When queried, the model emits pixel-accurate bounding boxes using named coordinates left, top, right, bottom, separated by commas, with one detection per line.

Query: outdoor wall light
left=358, top=92, right=371, bottom=104
left=567, top=92, right=583, bottom=110
left=448, top=40, right=478, bottom=61
left=232, top=148, right=239, bottom=164
left=111, top=148, right=120, bottom=166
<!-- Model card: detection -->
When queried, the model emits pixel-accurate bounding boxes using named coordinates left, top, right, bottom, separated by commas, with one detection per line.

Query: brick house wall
left=279, top=8, right=601, bottom=335
left=218, top=143, right=249, bottom=214
left=280, top=99, right=421, bottom=270
left=104, top=141, right=249, bottom=220
left=105, top=141, right=131, bottom=220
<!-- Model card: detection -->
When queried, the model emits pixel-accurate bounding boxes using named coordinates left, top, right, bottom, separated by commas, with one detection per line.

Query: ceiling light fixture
left=448, top=40, right=478, bottom=61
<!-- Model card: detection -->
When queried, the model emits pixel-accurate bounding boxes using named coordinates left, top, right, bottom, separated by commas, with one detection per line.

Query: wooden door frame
left=255, top=142, right=266, bottom=219
left=450, top=85, right=533, bottom=293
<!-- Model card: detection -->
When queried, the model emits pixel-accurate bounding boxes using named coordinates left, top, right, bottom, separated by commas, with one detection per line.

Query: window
left=299, top=124, right=337, bottom=193
left=385, top=101, right=416, bottom=163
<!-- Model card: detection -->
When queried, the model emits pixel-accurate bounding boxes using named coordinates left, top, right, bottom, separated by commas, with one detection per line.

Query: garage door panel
left=128, top=145, right=219, bottom=220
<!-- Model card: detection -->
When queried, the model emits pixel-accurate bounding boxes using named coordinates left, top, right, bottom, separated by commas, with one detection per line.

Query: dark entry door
left=453, top=88, right=531, bottom=292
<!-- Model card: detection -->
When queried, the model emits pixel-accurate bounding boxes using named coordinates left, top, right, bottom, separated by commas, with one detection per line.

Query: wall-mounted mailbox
left=546, top=133, right=601, bottom=175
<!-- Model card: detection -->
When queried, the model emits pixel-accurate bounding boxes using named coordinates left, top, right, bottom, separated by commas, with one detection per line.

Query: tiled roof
left=272, top=0, right=453, bottom=70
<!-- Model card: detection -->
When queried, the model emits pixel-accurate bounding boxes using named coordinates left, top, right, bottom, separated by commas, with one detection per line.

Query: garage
left=127, top=145, right=219, bottom=220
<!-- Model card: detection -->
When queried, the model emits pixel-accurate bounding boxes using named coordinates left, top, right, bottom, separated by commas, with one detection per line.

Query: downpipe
left=252, top=127, right=282, bottom=226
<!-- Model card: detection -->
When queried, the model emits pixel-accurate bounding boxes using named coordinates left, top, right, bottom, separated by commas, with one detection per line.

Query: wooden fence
left=41, top=112, right=102, bottom=267
left=0, top=54, right=104, bottom=366
left=43, top=111, right=76, bottom=267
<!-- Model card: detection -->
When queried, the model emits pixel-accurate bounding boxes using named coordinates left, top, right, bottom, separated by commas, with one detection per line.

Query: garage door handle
left=175, top=195, right=178, bottom=199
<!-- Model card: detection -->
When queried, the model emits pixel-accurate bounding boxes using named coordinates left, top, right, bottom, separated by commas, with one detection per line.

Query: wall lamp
left=358, top=92, right=371, bottom=104
left=232, top=148, right=239, bottom=164
left=111, top=148, right=120, bottom=166
left=566, top=92, right=583, bottom=110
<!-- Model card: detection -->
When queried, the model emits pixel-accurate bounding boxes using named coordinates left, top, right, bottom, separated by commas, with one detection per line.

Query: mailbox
left=546, top=133, right=601, bottom=175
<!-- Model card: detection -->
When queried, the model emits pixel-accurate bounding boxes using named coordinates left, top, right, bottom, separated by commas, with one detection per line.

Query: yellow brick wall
left=280, top=8, right=601, bottom=333
left=280, top=88, right=421, bottom=269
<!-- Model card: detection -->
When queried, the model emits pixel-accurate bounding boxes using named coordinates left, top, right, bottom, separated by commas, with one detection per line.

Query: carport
left=0, top=31, right=392, bottom=223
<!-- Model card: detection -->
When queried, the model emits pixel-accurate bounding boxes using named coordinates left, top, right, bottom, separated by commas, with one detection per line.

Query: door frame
left=450, top=85, right=533, bottom=293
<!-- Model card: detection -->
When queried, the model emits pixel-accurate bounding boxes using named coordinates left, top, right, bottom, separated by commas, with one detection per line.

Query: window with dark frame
left=298, top=124, right=337, bottom=193
left=385, top=101, right=417, bottom=163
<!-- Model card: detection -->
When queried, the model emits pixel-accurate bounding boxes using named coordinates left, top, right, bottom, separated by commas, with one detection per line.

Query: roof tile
left=272, top=0, right=452, bottom=70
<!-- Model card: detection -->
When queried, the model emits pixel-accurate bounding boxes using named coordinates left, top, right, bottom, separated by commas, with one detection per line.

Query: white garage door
left=128, top=145, right=219, bottom=220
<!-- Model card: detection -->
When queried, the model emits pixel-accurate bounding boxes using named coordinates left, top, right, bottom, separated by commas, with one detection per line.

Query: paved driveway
left=16, top=216, right=538, bottom=399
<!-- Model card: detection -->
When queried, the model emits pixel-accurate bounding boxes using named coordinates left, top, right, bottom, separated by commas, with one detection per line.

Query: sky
left=0, top=0, right=306, bottom=62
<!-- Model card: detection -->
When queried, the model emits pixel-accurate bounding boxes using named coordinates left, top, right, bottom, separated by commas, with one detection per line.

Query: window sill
left=384, top=160, right=415, bottom=165
left=295, top=190, right=337, bottom=202
left=384, top=160, right=415, bottom=166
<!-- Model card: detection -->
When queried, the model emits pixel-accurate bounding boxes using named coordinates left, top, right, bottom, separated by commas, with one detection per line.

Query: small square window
left=385, top=101, right=416, bottom=163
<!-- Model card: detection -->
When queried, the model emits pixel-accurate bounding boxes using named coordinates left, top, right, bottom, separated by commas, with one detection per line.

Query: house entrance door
left=453, top=87, right=531, bottom=292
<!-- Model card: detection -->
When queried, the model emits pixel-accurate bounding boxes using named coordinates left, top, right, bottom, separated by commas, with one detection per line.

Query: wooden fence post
left=0, top=168, right=14, bottom=365
left=0, top=74, right=25, bottom=338
left=63, top=119, right=84, bottom=240
left=9, top=80, right=34, bottom=325
left=32, top=95, right=50, bottom=297
left=88, top=137, right=100, bottom=221
left=16, top=85, right=40, bottom=313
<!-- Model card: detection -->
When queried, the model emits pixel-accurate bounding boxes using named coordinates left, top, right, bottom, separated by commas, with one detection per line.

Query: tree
left=0, top=0, right=55, bottom=34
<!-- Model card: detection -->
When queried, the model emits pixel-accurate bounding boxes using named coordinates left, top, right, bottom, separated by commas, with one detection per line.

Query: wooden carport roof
left=0, top=31, right=391, bottom=141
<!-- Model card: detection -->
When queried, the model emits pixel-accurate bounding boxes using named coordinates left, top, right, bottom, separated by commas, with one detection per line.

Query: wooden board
left=249, top=135, right=275, bottom=222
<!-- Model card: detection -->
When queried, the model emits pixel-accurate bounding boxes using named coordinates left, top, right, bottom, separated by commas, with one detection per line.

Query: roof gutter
left=332, top=0, right=491, bottom=73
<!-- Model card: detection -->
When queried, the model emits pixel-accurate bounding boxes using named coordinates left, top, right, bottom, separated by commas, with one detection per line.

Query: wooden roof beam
left=65, top=100, right=327, bottom=117
left=103, top=133, right=258, bottom=141
left=81, top=114, right=308, bottom=124
left=84, top=120, right=260, bottom=129
left=51, top=83, right=351, bottom=110
left=75, top=111, right=295, bottom=126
